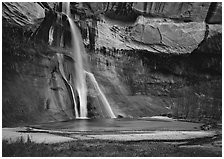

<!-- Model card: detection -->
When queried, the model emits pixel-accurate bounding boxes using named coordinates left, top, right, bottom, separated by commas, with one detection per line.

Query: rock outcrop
left=96, top=16, right=207, bottom=54
left=2, top=2, right=222, bottom=54
left=133, top=2, right=210, bottom=22
left=2, top=2, right=45, bottom=26
left=94, top=2, right=222, bottom=54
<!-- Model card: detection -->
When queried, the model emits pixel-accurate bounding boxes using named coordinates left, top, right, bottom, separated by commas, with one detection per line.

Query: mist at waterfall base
left=51, top=2, right=116, bottom=119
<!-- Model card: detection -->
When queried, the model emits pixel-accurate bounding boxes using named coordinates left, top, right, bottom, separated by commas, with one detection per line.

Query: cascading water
left=48, top=26, right=54, bottom=45
left=85, top=71, right=116, bottom=118
left=67, top=14, right=87, bottom=118
left=60, top=2, right=116, bottom=118
left=62, top=3, right=87, bottom=118
left=48, top=20, right=77, bottom=119
left=57, top=53, right=79, bottom=117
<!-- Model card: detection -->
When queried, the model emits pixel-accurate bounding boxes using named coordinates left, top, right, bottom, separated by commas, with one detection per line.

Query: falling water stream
left=68, top=17, right=88, bottom=118
left=48, top=26, right=54, bottom=45
left=57, top=2, right=116, bottom=118
left=85, top=71, right=116, bottom=118
left=57, top=54, right=79, bottom=118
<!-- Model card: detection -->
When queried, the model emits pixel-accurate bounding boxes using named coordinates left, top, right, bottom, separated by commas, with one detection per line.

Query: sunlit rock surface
left=96, top=16, right=207, bottom=54
left=2, top=2, right=45, bottom=26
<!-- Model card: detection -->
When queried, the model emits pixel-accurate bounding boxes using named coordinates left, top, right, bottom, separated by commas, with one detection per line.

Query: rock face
left=2, top=2, right=222, bottom=126
left=205, top=2, right=222, bottom=24
left=197, top=24, right=222, bottom=54
left=133, top=2, right=211, bottom=22
left=2, top=3, right=77, bottom=126
left=2, top=2, right=45, bottom=26
left=94, top=2, right=221, bottom=54
left=96, top=16, right=207, bottom=54
left=2, top=24, right=77, bottom=126
left=2, top=2, right=222, bottom=55
left=89, top=45, right=221, bottom=118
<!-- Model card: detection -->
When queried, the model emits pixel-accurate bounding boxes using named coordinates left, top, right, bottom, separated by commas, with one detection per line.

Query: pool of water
left=31, top=117, right=202, bottom=132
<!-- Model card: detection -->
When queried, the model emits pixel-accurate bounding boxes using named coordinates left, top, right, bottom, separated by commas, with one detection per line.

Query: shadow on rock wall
left=89, top=48, right=221, bottom=121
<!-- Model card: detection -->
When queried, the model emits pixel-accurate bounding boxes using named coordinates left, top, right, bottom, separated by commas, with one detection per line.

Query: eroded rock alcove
left=2, top=2, right=222, bottom=126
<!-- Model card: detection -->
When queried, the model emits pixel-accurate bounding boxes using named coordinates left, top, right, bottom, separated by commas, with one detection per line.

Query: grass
left=2, top=139, right=221, bottom=157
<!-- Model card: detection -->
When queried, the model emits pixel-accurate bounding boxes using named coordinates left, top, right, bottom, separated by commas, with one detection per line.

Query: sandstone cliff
left=2, top=2, right=222, bottom=126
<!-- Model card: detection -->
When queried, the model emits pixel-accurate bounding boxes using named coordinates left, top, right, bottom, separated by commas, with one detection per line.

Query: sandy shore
left=2, top=127, right=218, bottom=144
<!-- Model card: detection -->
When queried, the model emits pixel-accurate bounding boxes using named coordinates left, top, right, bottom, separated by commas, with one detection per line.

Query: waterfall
left=68, top=17, right=88, bottom=118
left=62, top=2, right=87, bottom=118
left=85, top=71, right=116, bottom=118
left=57, top=53, right=79, bottom=118
left=60, top=2, right=116, bottom=118
left=48, top=26, right=54, bottom=45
